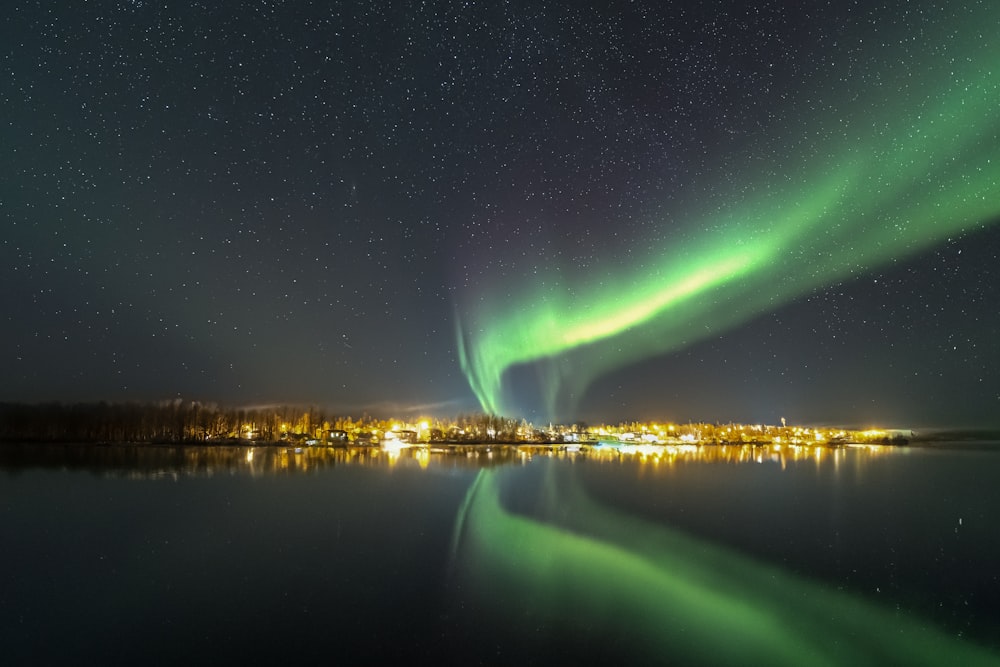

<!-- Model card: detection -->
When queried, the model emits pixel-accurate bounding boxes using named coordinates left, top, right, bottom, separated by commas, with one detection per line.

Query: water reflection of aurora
left=450, top=464, right=999, bottom=666
left=454, top=4, right=1000, bottom=420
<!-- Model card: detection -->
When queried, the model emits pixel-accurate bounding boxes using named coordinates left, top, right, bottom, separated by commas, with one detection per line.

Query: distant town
left=0, top=400, right=913, bottom=447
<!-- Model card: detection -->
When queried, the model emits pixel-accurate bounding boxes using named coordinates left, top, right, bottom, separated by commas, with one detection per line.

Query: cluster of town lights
left=248, top=414, right=906, bottom=448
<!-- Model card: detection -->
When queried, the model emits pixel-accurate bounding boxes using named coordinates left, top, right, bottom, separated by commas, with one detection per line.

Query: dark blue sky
left=3, top=1, right=998, bottom=427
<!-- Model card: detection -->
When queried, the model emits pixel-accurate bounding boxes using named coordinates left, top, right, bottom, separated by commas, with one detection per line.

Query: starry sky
left=3, top=1, right=999, bottom=428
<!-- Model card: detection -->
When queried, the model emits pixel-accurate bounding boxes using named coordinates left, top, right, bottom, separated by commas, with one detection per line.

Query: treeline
left=0, top=401, right=353, bottom=444
left=446, top=413, right=527, bottom=443
left=0, top=401, right=530, bottom=444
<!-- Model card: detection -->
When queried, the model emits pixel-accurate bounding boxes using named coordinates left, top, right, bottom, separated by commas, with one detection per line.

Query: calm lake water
left=2, top=442, right=999, bottom=666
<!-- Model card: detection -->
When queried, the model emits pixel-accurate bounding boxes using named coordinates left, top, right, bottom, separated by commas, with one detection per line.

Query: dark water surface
left=2, top=442, right=998, bottom=665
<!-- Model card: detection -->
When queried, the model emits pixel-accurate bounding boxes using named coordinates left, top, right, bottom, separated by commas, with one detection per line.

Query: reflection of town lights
left=416, top=448, right=430, bottom=469
left=383, top=440, right=405, bottom=457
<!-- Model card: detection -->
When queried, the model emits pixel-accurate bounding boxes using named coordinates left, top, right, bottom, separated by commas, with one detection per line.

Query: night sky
left=3, top=1, right=999, bottom=428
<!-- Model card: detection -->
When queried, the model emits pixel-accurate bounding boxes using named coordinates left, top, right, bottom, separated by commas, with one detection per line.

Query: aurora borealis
left=3, top=0, right=999, bottom=426
left=455, top=4, right=1000, bottom=420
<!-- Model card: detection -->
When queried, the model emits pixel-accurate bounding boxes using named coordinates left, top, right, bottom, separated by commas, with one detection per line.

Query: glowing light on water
left=382, top=439, right=405, bottom=464
left=455, top=6, right=1000, bottom=419
left=450, top=464, right=999, bottom=665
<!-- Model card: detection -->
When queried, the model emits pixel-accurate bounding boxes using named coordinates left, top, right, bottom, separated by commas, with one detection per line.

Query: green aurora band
left=450, top=464, right=1000, bottom=666
left=455, top=7, right=1000, bottom=419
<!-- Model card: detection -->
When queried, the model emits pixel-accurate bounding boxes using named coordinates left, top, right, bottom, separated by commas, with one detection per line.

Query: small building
left=385, top=429, right=418, bottom=444
left=326, top=429, right=348, bottom=445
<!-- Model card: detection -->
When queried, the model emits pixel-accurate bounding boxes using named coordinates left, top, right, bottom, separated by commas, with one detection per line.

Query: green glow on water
left=455, top=6, right=1000, bottom=418
left=451, top=465, right=1000, bottom=666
